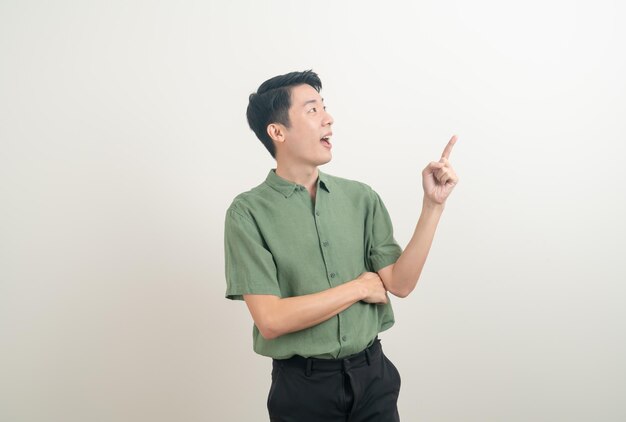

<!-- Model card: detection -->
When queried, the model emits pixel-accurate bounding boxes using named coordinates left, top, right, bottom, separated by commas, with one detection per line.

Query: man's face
left=278, top=84, right=334, bottom=166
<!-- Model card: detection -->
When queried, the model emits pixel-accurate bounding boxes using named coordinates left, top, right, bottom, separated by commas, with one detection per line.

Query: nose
left=323, top=110, right=334, bottom=126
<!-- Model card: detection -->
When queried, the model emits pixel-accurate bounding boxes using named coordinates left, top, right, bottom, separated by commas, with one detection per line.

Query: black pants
left=267, top=338, right=401, bottom=421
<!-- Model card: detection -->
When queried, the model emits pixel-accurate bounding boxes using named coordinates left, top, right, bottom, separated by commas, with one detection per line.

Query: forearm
left=245, top=280, right=366, bottom=340
left=388, top=198, right=445, bottom=297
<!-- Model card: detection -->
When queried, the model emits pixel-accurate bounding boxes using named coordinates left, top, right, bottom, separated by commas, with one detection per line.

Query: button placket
left=313, top=196, right=338, bottom=288
left=313, top=194, right=347, bottom=354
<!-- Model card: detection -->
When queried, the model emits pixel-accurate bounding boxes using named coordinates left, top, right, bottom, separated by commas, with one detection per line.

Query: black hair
left=246, top=70, right=322, bottom=158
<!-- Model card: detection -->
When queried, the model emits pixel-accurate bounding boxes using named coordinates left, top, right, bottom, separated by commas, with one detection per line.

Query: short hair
left=246, top=70, right=322, bottom=158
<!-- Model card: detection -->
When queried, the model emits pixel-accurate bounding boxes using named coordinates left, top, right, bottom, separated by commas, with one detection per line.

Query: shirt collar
left=265, top=169, right=331, bottom=198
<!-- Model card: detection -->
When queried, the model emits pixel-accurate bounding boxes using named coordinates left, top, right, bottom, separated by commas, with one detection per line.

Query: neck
left=275, top=162, right=319, bottom=191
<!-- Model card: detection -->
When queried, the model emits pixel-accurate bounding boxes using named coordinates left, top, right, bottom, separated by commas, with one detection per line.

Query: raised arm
left=379, top=135, right=460, bottom=297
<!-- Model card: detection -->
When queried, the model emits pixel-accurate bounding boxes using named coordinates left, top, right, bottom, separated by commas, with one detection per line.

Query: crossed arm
left=244, top=272, right=388, bottom=340
left=245, top=136, right=459, bottom=340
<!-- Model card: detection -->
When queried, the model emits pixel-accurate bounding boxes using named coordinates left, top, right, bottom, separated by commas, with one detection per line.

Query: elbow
left=256, top=317, right=283, bottom=340
left=258, top=326, right=279, bottom=340
left=388, top=279, right=417, bottom=298
left=380, top=265, right=414, bottom=299
left=390, top=287, right=412, bottom=298
left=245, top=295, right=286, bottom=340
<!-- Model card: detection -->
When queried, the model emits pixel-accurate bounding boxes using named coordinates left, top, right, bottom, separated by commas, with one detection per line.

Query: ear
left=267, top=123, right=286, bottom=145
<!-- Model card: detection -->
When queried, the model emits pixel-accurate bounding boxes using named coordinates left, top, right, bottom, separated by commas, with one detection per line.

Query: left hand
left=422, top=135, right=460, bottom=205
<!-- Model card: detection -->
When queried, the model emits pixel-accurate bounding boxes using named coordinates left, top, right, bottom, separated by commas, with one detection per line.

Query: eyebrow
left=302, top=98, right=325, bottom=107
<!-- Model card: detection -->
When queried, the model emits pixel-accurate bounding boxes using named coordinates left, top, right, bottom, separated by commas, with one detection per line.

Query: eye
left=309, top=107, right=317, bottom=113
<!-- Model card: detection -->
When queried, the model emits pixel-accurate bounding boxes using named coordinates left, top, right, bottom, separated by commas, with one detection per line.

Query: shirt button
left=315, top=211, right=320, bottom=216
left=342, top=335, right=348, bottom=341
left=330, top=272, right=336, bottom=278
left=322, top=241, right=329, bottom=247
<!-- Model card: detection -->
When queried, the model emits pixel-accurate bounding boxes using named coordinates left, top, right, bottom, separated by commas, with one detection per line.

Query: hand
left=422, top=135, right=460, bottom=205
left=355, top=272, right=388, bottom=304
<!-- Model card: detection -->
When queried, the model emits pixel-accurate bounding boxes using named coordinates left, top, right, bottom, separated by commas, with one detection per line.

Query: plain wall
left=1, top=1, right=625, bottom=421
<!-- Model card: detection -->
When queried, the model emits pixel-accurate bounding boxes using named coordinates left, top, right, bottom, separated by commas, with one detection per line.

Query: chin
left=296, top=151, right=332, bottom=167
left=317, top=154, right=332, bottom=166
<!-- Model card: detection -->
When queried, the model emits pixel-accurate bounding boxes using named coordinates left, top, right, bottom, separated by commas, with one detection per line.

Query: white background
left=1, top=1, right=625, bottom=421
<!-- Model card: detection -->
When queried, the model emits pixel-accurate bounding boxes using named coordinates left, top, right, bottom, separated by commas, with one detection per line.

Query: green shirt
left=224, top=169, right=403, bottom=359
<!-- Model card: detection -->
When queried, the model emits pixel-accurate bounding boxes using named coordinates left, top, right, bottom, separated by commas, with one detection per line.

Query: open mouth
left=320, top=135, right=332, bottom=149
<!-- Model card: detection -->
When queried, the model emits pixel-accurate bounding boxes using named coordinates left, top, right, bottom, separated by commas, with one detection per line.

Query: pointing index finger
left=441, top=135, right=458, bottom=159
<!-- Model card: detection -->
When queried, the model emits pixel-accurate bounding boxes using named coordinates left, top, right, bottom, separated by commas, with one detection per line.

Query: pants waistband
left=273, top=338, right=382, bottom=376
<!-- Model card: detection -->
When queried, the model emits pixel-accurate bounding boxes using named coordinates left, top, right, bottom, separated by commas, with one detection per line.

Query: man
left=224, top=70, right=459, bottom=421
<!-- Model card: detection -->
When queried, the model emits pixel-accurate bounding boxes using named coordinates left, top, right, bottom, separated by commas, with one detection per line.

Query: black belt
left=274, top=337, right=382, bottom=377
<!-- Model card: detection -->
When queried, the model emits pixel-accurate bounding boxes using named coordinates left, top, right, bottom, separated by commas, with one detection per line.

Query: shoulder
left=225, top=179, right=275, bottom=222
left=227, top=190, right=264, bottom=220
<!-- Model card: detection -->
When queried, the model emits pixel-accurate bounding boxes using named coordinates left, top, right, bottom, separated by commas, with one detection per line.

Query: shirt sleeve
left=365, top=189, right=403, bottom=272
left=224, top=207, right=281, bottom=301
